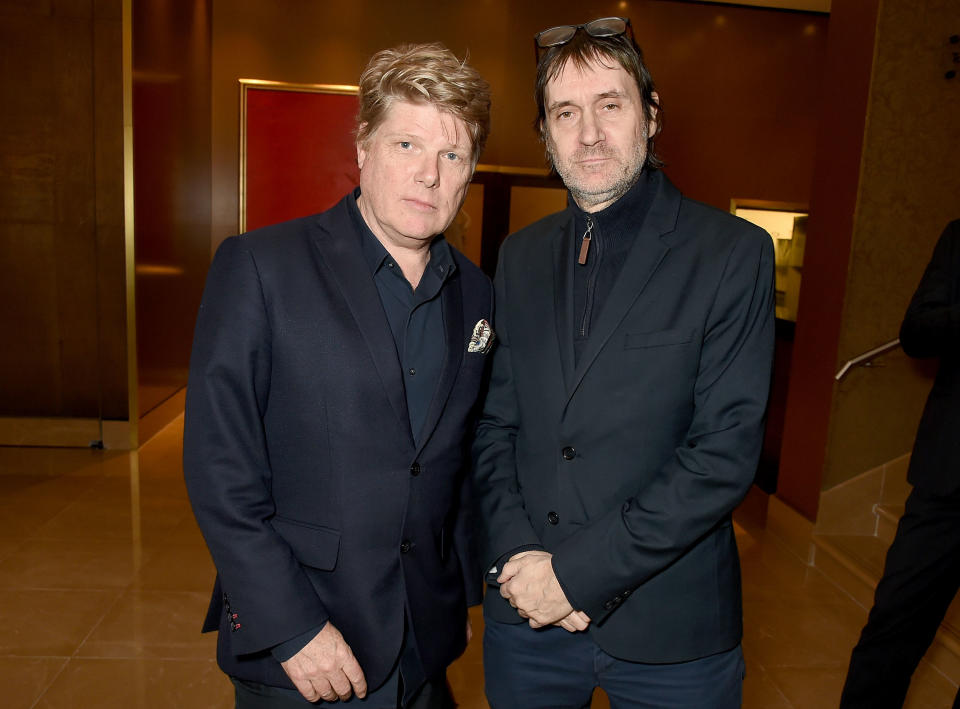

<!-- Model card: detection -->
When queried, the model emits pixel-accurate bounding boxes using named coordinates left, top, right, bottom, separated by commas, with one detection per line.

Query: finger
left=314, top=678, right=337, bottom=703
left=557, top=618, right=575, bottom=632
left=528, top=618, right=542, bottom=629
left=342, top=656, right=368, bottom=698
left=327, top=670, right=353, bottom=701
left=498, top=562, right=518, bottom=582
left=568, top=613, right=589, bottom=631
left=291, top=677, right=320, bottom=703
left=571, top=611, right=590, bottom=630
left=516, top=608, right=529, bottom=618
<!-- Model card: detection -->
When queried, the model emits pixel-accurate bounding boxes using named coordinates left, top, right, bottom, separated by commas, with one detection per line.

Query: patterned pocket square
left=468, top=319, right=496, bottom=354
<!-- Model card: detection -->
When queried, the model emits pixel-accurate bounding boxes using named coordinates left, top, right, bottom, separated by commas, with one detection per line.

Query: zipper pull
left=578, top=217, right=593, bottom=265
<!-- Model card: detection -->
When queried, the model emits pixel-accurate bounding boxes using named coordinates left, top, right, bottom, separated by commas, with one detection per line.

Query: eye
left=443, top=151, right=461, bottom=162
left=602, top=102, right=620, bottom=111
left=556, top=110, right=574, bottom=120
left=399, top=141, right=412, bottom=150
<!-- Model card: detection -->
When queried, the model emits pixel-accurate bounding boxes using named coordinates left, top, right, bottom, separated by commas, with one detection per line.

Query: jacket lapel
left=310, top=206, right=412, bottom=439
left=553, top=216, right=576, bottom=391
left=564, top=172, right=681, bottom=407
left=414, top=271, right=464, bottom=454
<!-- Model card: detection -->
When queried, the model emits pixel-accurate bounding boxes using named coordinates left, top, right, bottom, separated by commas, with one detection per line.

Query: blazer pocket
left=271, top=516, right=341, bottom=571
left=624, top=328, right=696, bottom=349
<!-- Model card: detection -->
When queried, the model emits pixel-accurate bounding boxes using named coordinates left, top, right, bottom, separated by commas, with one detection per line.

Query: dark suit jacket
left=183, top=194, right=492, bottom=690
left=472, top=170, right=774, bottom=663
left=901, top=219, right=960, bottom=496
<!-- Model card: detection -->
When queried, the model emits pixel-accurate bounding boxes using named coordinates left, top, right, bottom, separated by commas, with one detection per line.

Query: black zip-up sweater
left=571, top=168, right=657, bottom=364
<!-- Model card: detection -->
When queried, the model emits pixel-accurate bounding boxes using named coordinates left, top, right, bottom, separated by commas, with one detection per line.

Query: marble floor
left=1, top=416, right=957, bottom=708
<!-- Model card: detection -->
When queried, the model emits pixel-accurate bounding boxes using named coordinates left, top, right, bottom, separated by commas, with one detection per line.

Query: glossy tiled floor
left=1, top=416, right=957, bottom=708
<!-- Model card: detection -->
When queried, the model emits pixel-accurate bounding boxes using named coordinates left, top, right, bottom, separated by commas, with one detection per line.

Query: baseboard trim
left=0, top=416, right=133, bottom=449
left=767, top=494, right=816, bottom=564
left=139, top=388, right=186, bottom=445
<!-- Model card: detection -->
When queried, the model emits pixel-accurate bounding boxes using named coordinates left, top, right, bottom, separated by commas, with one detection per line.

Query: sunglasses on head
left=534, top=17, right=634, bottom=62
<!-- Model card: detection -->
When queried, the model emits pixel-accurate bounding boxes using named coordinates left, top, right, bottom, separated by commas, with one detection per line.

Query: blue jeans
left=483, top=619, right=744, bottom=709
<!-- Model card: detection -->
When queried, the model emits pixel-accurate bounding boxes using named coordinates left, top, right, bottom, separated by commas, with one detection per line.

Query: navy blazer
left=472, top=171, right=774, bottom=663
left=901, top=219, right=960, bottom=496
left=183, top=194, right=492, bottom=690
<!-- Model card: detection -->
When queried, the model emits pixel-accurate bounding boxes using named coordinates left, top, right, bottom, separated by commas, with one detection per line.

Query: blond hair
left=357, top=43, right=491, bottom=161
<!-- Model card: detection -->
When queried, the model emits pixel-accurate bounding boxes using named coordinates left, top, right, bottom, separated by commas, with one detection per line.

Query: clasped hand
left=498, top=551, right=591, bottom=632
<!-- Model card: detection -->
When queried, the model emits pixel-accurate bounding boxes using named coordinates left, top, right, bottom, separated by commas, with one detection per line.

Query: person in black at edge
left=841, top=219, right=960, bottom=709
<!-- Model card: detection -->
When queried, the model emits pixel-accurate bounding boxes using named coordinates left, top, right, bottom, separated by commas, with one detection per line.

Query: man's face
left=542, top=57, right=657, bottom=212
left=357, top=100, right=474, bottom=250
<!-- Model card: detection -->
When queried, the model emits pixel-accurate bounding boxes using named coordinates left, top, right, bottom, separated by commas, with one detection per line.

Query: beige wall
left=0, top=0, right=128, bottom=422
left=821, top=0, right=960, bottom=489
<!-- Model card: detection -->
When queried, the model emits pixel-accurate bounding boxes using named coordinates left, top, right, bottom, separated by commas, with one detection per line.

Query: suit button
left=547, top=511, right=560, bottom=525
left=410, top=462, right=420, bottom=476
left=561, top=446, right=576, bottom=460
left=400, top=540, right=412, bottom=553
left=604, top=600, right=614, bottom=610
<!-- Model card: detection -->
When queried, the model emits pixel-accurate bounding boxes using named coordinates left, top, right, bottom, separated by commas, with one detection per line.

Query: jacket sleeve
left=899, top=220, right=960, bottom=359
left=183, top=236, right=329, bottom=655
left=471, top=247, right=545, bottom=574
left=551, top=226, right=776, bottom=622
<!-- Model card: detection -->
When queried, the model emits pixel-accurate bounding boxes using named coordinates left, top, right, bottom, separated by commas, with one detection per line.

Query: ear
left=647, top=92, right=660, bottom=137
left=356, top=142, right=367, bottom=171
left=356, top=124, right=368, bottom=170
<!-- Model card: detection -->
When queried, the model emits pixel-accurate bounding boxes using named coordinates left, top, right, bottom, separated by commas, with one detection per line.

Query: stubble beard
left=546, top=130, right=648, bottom=211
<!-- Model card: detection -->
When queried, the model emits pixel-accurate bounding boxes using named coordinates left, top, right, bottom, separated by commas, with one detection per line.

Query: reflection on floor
left=1, top=416, right=957, bottom=708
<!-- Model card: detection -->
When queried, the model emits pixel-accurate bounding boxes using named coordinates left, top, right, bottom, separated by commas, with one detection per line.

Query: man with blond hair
left=184, top=43, right=493, bottom=708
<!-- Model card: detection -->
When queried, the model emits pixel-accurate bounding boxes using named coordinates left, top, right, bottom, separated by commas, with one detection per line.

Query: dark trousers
left=483, top=618, right=744, bottom=709
left=840, top=485, right=960, bottom=709
left=233, top=672, right=453, bottom=709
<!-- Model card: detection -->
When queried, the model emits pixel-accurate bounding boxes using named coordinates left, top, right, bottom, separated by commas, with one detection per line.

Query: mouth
left=577, top=157, right=613, bottom=171
left=403, top=198, right=437, bottom=212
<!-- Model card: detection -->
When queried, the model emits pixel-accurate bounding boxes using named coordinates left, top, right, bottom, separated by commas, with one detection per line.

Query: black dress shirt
left=352, top=189, right=455, bottom=445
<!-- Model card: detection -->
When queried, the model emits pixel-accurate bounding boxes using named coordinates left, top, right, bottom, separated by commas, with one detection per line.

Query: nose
left=416, top=154, right=440, bottom=189
left=579, top=111, right=604, bottom=146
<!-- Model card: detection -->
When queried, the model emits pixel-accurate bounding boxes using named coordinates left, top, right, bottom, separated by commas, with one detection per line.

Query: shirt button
left=408, top=368, right=416, bottom=376
left=410, top=462, right=421, bottom=476
left=561, top=446, right=576, bottom=460
left=547, top=511, right=560, bottom=525
left=400, top=541, right=412, bottom=553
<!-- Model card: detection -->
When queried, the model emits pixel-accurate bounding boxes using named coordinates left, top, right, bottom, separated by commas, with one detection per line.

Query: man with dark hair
left=840, top=219, right=960, bottom=709
left=184, top=43, right=493, bottom=708
left=473, top=18, right=774, bottom=708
